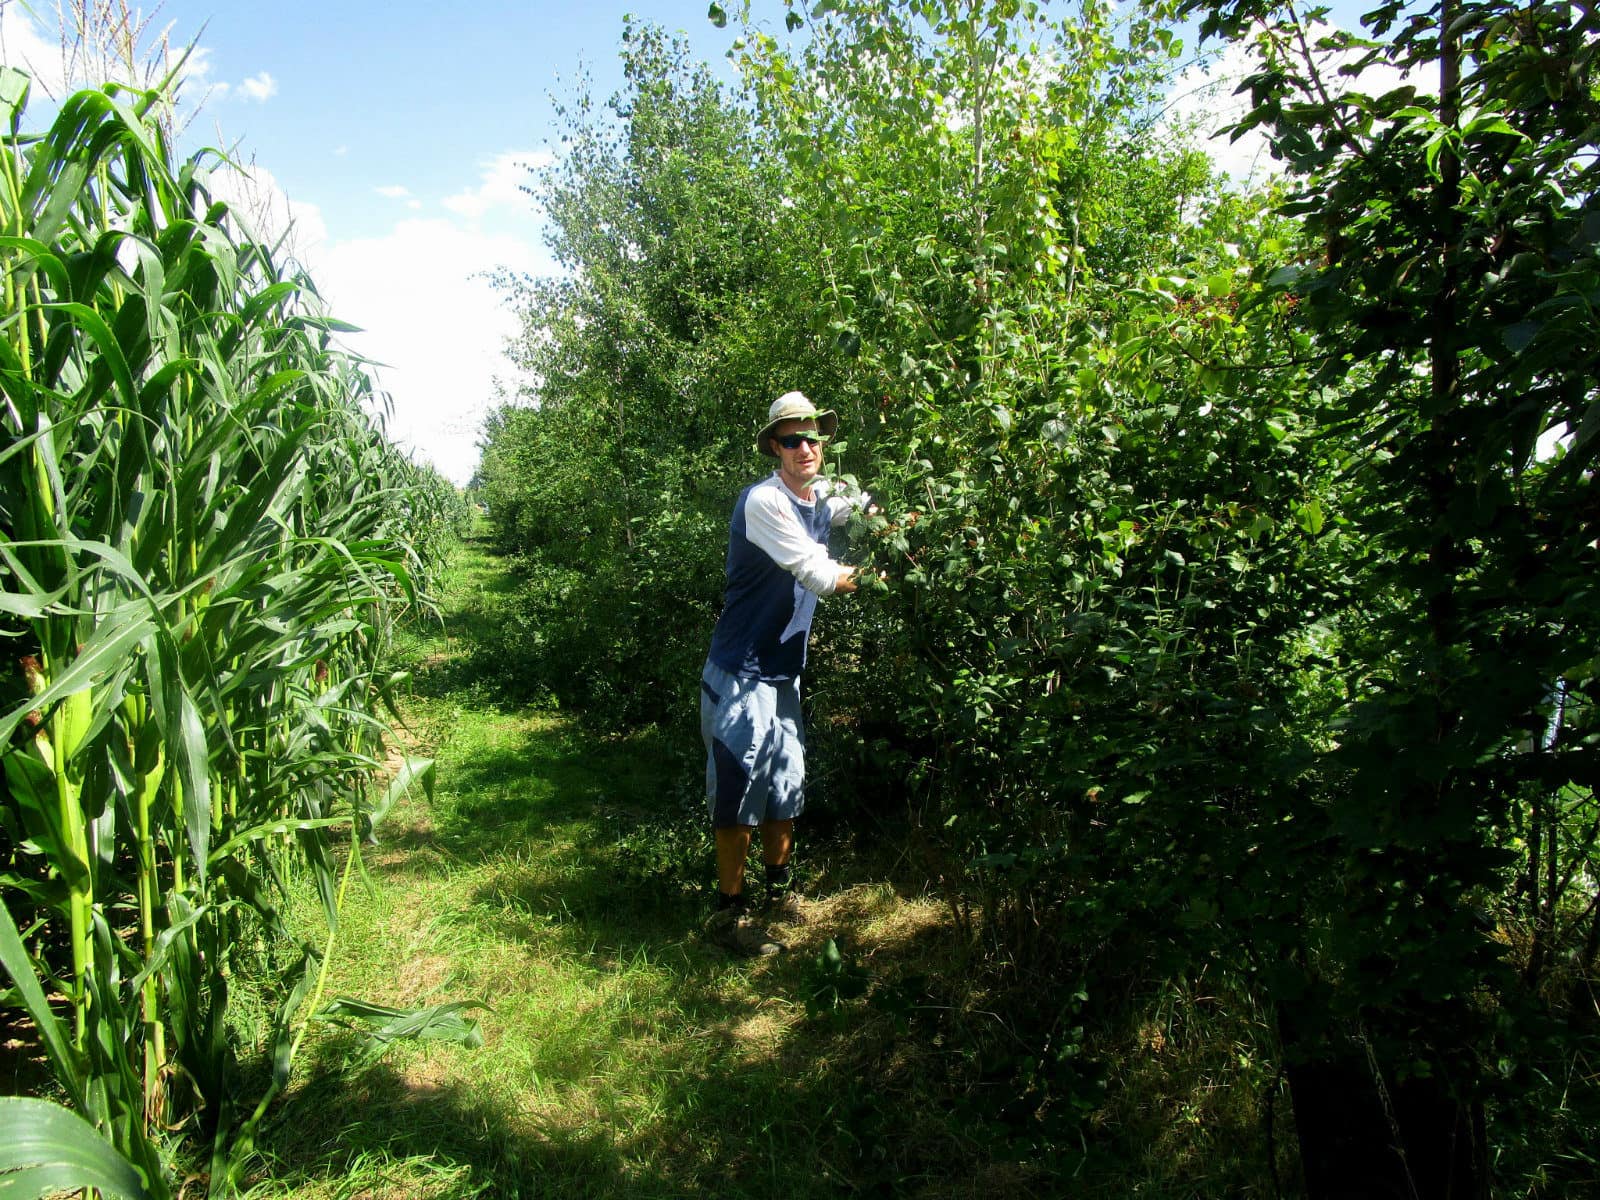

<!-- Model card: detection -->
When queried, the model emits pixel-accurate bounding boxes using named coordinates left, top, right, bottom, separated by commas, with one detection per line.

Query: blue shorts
left=700, top=661, right=806, bottom=828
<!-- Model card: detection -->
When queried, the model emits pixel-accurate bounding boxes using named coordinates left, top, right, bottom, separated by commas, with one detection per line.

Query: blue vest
left=707, top=476, right=833, bottom=681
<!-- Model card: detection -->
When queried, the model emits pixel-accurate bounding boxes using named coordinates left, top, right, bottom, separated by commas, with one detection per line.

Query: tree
left=733, top=1, right=1354, bottom=1157
left=1176, top=0, right=1600, bottom=1192
left=480, top=21, right=846, bottom=728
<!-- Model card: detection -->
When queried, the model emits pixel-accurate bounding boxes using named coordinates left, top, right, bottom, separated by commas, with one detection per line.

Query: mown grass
left=237, top=536, right=1294, bottom=1200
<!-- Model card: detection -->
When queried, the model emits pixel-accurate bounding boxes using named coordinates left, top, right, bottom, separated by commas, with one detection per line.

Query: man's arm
left=821, top=479, right=872, bottom=528
left=743, top=488, right=854, bottom=595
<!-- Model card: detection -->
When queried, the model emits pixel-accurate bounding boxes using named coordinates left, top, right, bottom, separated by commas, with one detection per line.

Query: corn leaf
left=0, top=901, right=86, bottom=1109
left=0, top=1097, right=149, bottom=1199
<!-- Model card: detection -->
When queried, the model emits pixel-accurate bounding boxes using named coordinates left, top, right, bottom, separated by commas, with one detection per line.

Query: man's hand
left=834, top=569, right=859, bottom=594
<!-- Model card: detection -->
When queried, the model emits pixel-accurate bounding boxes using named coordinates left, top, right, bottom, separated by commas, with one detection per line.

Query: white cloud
left=376, top=184, right=422, bottom=211
left=312, top=218, right=556, bottom=484
left=442, top=149, right=553, bottom=221
left=198, top=159, right=555, bottom=483
left=0, top=6, right=69, bottom=94
left=238, top=71, right=276, bottom=102
left=1164, top=41, right=1277, bottom=187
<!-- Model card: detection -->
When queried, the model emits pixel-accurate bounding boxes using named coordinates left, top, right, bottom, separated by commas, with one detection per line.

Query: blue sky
left=2, top=0, right=747, bottom=483
left=162, top=1, right=742, bottom=243
left=1, top=1, right=1381, bottom=484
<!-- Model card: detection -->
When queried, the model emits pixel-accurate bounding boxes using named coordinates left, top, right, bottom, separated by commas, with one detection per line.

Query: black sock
left=716, top=890, right=745, bottom=912
left=763, top=863, right=792, bottom=892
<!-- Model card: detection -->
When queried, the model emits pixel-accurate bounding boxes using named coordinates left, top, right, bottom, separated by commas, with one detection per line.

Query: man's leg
left=758, top=676, right=805, bottom=917
left=715, top=824, right=755, bottom=898
left=759, top=817, right=807, bottom=922
left=707, top=823, right=783, bottom=955
left=701, top=665, right=785, bottom=954
left=713, top=820, right=792, bottom=899
left=703, top=663, right=758, bottom=902
left=760, top=818, right=793, bottom=869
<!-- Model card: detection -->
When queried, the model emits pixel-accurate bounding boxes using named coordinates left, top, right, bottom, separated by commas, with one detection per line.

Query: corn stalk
left=0, top=67, right=454, bottom=1196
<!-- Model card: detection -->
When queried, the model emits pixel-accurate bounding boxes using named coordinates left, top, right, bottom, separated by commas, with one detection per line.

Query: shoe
left=762, top=887, right=807, bottom=925
left=705, top=907, right=786, bottom=957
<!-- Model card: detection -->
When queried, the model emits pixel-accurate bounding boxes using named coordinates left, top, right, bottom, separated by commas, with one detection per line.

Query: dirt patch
left=393, top=953, right=454, bottom=1004
left=0, top=1009, right=55, bottom=1097
left=777, top=886, right=953, bottom=962
left=398, top=1051, right=452, bottom=1100
left=728, top=1008, right=791, bottom=1045
left=364, top=808, right=441, bottom=872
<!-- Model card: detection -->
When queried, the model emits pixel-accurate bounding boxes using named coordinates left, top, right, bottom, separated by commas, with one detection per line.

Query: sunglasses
left=775, top=432, right=827, bottom=449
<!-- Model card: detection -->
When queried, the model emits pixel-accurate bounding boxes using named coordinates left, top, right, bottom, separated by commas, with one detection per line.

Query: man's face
left=771, top=417, right=825, bottom=487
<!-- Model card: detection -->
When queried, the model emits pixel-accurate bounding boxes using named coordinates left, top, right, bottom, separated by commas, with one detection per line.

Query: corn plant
left=1, top=67, right=463, bottom=1195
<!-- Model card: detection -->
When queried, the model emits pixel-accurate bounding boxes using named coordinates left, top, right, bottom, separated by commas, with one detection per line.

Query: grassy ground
left=238, top=537, right=1292, bottom=1200
left=239, top=539, right=1002, bottom=1200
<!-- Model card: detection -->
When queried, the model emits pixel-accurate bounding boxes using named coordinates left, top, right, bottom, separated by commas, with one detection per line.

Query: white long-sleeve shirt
left=705, top=473, right=867, bottom=680
left=742, top=474, right=857, bottom=595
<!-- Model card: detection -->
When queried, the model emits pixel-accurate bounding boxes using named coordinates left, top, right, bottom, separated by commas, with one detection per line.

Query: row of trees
left=0, top=67, right=473, bottom=1195
left=478, top=0, right=1597, bottom=1192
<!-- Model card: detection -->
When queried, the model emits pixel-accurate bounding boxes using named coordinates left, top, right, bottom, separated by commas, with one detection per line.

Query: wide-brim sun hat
left=757, top=390, right=838, bottom=457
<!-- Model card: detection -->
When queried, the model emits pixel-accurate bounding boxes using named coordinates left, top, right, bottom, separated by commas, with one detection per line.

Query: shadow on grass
left=247, top=979, right=1007, bottom=1200
left=247, top=927, right=1001, bottom=1200
left=247, top=1031, right=629, bottom=1198
left=394, top=537, right=540, bottom=702
left=389, top=717, right=711, bottom=947
left=250, top=744, right=1286, bottom=1198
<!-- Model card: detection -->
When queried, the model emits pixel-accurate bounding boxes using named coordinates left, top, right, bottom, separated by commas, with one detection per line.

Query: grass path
left=239, top=538, right=988, bottom=1200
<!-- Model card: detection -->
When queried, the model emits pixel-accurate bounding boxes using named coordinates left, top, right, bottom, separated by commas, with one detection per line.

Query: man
left=701, top=390, right=867, bottom=956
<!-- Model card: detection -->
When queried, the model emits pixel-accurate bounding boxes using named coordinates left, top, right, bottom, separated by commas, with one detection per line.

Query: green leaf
left=1502, top=320, right=1539, bottom=353
left=0, top=65, right=30, bottom=125
left=708, top=3, right=728, bottom=28
left=1461, top=113, right=1523, bottom=140
left=315, top=997, right=489, bottom=1065
left=1293, top=501, right=1325, bottom=535
left=0, top=605, right=155, bottom=746
left=207, top=817, right=351, bottom=865
left=0, top=1097, right=149, bottom=1199
left=362, top=757, right=435, bottom=840
left=0, top=902, right=85, bottom=1110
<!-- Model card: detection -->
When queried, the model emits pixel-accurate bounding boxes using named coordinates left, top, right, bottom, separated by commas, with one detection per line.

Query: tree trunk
left=1278, top=1002, right=1487, bottom=1200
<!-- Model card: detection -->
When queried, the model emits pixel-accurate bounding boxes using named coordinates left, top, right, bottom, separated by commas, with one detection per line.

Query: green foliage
left=477, top=22, right=849, bottom=731
left=0, top=69, right=469, bottom=1194
left=1173, top=0, right=1600, bottom=1186
left=729, top=0, right=1342, bottom=997
left=804, top=936, right=870, bottom=1019
left=0, top=1095, right=150, bottom=1199
left=312, top=997, right=488, bottom=1068
left=400, top=461, right=474, bottom=572
left=488, top=507, right=725, bottom=728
